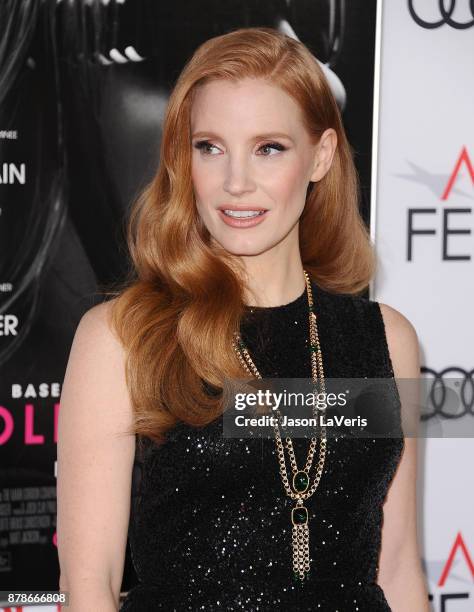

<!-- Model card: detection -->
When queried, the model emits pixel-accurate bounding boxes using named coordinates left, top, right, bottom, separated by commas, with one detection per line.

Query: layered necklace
left=232, top=269, right=327, bottom=582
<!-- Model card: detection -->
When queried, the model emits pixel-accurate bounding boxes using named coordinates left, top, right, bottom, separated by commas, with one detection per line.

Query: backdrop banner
left=372, top=1, right=474, bottom=610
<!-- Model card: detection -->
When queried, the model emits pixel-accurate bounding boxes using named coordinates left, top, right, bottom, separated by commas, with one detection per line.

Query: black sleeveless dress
left=120, top=279, right=404, bottom=611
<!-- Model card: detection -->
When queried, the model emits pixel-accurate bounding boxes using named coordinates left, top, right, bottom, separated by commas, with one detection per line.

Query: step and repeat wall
left=0, top=1, right=471, bottom=610
left=371, top=1, right=474, bottom=610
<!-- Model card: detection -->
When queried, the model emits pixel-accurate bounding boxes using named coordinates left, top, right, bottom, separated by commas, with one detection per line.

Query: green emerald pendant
left=291, top=505, right=308, bottom=526
left=293, top=470, right=309, bottom=493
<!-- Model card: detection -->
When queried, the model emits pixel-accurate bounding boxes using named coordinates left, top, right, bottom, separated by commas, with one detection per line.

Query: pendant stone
left=293, top=470, right=309, bottom=493
left=291, top=505, right=308, bottom=525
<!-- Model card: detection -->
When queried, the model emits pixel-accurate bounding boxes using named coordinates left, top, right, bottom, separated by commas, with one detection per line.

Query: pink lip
left=217, top=207, right=269, bottom=228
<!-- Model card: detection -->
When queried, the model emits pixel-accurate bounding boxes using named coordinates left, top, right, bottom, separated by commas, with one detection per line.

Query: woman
left=56, top=27, right=429, bottom=611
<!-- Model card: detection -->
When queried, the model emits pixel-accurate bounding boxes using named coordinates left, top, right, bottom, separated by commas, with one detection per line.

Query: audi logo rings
left=408, top=0, right=474, bottom=29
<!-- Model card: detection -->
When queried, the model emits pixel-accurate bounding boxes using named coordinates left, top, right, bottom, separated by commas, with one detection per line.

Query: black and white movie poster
left=0, top=0, right=378, bottom=597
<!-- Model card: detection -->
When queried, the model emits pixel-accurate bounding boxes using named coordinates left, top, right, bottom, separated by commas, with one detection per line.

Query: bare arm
left=376, top=303, right=430, bottom=611
left=57, top=301, right=136, bottom=611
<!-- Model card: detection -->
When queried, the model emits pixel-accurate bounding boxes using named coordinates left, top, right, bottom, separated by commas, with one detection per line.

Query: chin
left=213, top=235, right=279, bottom=257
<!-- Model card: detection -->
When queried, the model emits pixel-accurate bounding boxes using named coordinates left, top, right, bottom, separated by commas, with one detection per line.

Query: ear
left=310, top=128, right=338, bottom=182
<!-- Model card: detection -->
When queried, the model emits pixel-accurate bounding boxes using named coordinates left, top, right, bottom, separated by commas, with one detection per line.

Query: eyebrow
left=191, top=131, right=294, bottom=142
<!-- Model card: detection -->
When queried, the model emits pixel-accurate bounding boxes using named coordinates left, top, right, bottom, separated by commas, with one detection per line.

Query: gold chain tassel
left=292, top=501, right=311, bottom=582
left=292, top=523, right=310, bottom=581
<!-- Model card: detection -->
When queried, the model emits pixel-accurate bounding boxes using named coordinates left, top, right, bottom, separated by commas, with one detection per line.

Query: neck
left=238, top=247, right=306, bottom=308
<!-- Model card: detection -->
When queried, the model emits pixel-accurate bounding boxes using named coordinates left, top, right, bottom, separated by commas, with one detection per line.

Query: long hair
left=107, top=26, right=376, bottom=445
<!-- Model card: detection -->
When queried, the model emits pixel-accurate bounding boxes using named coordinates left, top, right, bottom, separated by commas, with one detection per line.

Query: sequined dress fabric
left=120, top=280, right=404, bottom=611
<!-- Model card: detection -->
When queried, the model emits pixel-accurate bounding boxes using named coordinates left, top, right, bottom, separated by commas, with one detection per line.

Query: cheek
left=191, top=161, right=219, bottom=206
left=191, top=163, right=206, bottom=199
left=264, top=161, right=309, bottom=207
left=191, top=163, right=222, bottom=233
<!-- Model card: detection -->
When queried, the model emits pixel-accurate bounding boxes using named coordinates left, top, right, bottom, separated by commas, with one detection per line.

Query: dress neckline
left=243, top=283, right=308, bottom=314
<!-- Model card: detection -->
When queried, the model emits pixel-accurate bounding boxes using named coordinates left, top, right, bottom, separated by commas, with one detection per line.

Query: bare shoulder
left=378, top=302, right=418, bottom=345
left=61, top=296, right=132, bottom=436
left=74, top=298, right=122, bottom=351
left=377, top=302, right=420, bottom=379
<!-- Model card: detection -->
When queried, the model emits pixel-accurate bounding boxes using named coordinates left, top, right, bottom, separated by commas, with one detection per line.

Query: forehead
left=190, top=77, right=306, bottom=135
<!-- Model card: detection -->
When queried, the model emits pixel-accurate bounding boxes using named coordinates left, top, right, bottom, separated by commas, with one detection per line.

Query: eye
left=193, top=139, right=287, bottom=156
left=193, top=140, right=221, bottom=155
left=257, top=142, right=287, bottom=156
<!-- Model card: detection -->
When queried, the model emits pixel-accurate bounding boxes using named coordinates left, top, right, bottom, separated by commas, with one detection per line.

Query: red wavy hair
left=105, top=27, right=376, bottom=445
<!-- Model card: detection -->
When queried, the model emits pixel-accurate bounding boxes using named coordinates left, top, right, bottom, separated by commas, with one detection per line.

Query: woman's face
left=190, top=77, right=321, bottom=258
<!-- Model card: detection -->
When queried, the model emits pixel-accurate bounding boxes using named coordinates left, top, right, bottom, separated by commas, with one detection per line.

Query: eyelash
left=193, top=140, right=286, bottom=156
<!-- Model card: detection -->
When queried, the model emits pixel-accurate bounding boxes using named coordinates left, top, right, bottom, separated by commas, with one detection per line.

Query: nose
left=223, top=153, right=256, bottom=196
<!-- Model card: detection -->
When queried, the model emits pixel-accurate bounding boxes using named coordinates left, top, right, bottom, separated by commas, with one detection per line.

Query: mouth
left=221, top=209, right=267, bottom=219
left=217, top=207, right=269, bottom=228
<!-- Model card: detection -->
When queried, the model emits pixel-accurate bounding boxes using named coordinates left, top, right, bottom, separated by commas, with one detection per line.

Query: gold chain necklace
left=232, top=270, right=327, bottom=583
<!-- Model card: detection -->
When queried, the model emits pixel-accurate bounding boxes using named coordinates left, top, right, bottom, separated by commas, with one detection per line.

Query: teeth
left=223, top=210, right=265, bottom=218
